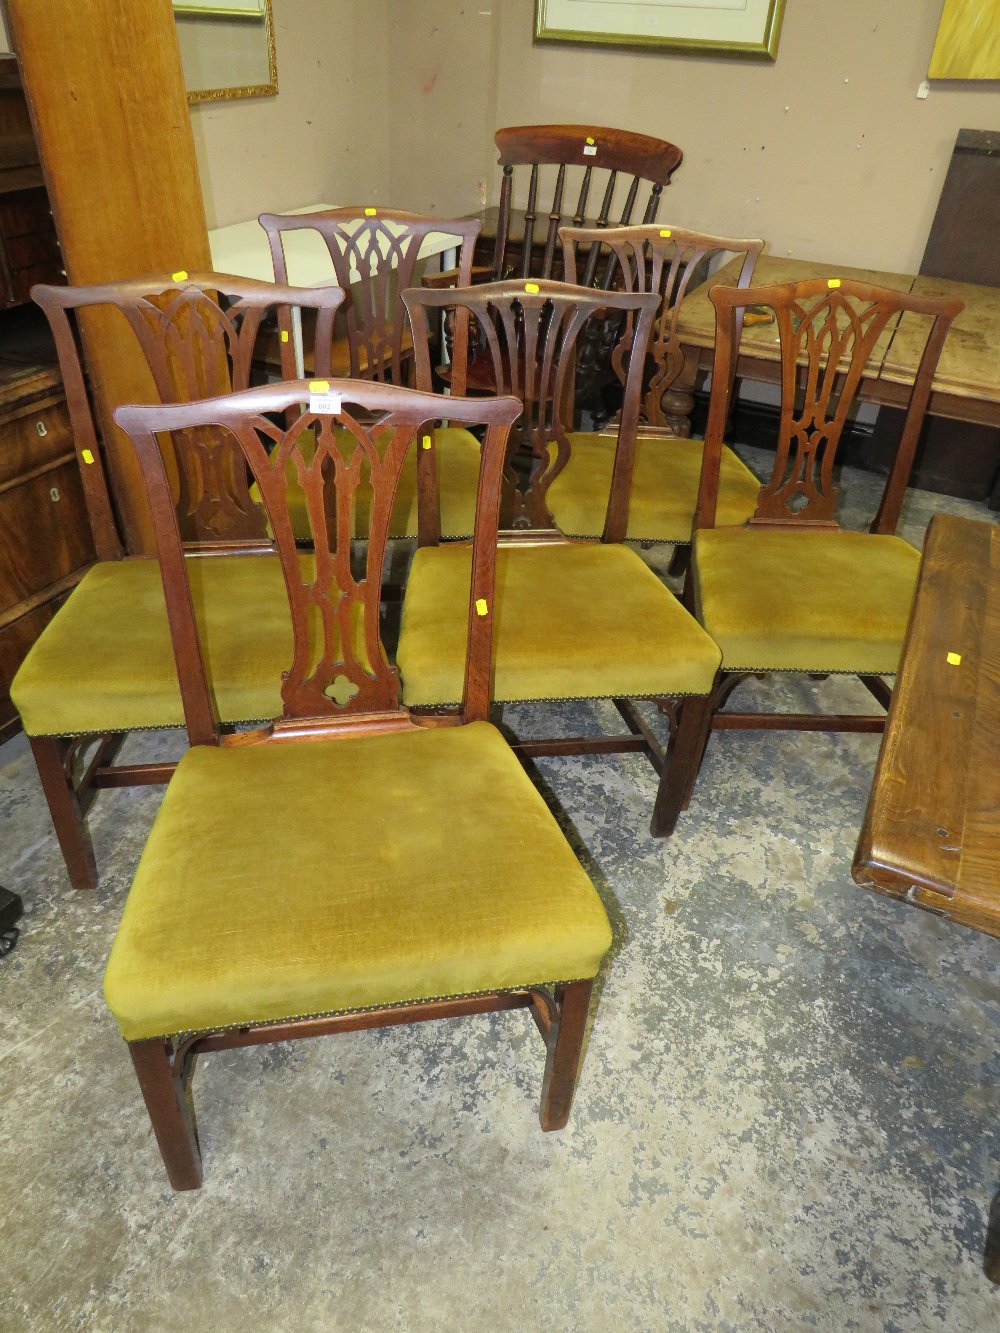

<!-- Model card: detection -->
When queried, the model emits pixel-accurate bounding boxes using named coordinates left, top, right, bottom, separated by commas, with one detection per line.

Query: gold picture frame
left=534, top=0, right=785, bottom=60
left=177, top=0, right=277, bottom=103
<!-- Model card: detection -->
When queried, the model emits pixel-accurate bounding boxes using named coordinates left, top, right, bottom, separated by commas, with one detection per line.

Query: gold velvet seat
left=402, top=277, right=723, bottom=838
left=541, top=224, right=765, bottom=546
left=671, top=275, right=964, bottom=822
left=20, top=275, right=346, bottom=891
left=694, top=528, right=921, bottom=675
left=547, top=432, right=762, bottom=543
left=106, top=378, right=611, bottom=1191
left=105, top=722, right=611, bottom=1042
left=399, top=542, right=720, bottom=706
left=12, top=554, right=310, bottom=736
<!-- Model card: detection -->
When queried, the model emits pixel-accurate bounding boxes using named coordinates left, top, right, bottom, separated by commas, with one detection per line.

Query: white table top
left=208, top=203, right=461, bottom=287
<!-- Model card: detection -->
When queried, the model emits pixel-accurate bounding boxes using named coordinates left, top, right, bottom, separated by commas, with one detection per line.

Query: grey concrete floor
left=2, top=460, right=1000, bottom=1331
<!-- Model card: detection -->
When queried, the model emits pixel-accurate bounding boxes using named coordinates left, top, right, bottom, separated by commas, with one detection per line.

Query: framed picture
left=173, top=0, right=265, bottom=18
left=534, top=0, right=785, bottom=60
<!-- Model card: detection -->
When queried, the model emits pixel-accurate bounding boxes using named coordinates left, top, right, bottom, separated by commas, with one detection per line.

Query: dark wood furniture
left=676, top=278, right=962, bottom=816
left=15, top=275, right=343, bottom=890
left=400, top=278, right=723, bottom=838
left=0, top=56, right=92, bottom=744
left=491, top=125, right=682, bottom=283
left=852, top=512, right=1000, bottom=1282
left=871, top=129, right=1000, bottom=502
left=538, top=224, right=763, bottom=550
left=0, top=352, right=94, bottom=742
left=107, top=378, right=613, bottom=1190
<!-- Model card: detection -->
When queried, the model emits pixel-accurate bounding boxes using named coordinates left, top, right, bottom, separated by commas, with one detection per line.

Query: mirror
left=174, top=0, right=277, bottom=104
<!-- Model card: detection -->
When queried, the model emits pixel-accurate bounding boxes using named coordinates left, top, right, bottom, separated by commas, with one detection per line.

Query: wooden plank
left=853, top=515, right=1000, bottom=936
left=881, top=274, right=1000, bottom=400
left=3, top=0, right=211, bottom=554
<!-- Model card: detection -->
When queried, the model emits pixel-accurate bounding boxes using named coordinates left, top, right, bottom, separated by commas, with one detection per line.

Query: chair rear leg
left=538, top=979, right=593, bottom=1131
left=128, top=1038, right=203, bottom=1191
left=650, top=692, right=714, bottom=837
left=29, top=735, right=98, bottom=891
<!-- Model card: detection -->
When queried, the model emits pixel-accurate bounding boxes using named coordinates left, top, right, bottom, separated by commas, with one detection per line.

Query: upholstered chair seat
left=12, top=553, right=321, bottom=735
left=105, top=722, right=611, bottom=1042
left=547, top=432, right=762, bottom=543
left=399, top=541, right=721, bottom=707
left=693, top=527, right=921, bottom=675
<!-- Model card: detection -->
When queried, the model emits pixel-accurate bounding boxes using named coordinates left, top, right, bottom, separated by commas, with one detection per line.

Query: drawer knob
left=49, top=486, right=60, bottom=502
left=35, top=420, right=48, bottom=438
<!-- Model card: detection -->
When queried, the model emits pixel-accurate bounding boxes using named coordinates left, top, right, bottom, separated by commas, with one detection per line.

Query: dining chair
left=489, top=125, right=683, bottom=284
left=107, top=378, right=612, bottom=1190
left=13, top=274, right=344, bottom=891
left=440, top=124, right=684, bottom=400
left=545, top=223, right=765, bottom=545
left=258, top=207, right=484, bottom=541
left=398, top=278, right=723, bottom=838
left=675, top=276, right=963, bottom=808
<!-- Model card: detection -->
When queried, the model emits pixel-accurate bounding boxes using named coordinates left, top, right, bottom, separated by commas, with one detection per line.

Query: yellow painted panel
left=929, top=0, right=1000, bottom=79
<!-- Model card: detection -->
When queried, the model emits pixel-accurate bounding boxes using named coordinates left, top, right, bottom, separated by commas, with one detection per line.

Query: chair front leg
left=128, top=1038, right=203, bottom=1191
left=650, top=692, right=714, bottom=837
left=29, top=735, right=98, bottom=891
left=538, top=979, right=593, bottom=1131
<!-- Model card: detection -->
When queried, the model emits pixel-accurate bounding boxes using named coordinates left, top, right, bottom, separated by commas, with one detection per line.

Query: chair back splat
left=492, top=125, right=682, bottom=284
left=561, top=224, right=763, bottom=430
left=33, top=275, right=344, bottom=550
left=114, top=380, right=522, bottom=744
left=404, top=278, right=660, bottom=533
left=258, top=208, right=481, bottom=387
left=697, top=278, right=963, bottom=537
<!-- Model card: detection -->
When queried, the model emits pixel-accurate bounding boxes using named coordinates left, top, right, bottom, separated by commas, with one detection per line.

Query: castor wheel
left=0, top=927, right=18, bottom=956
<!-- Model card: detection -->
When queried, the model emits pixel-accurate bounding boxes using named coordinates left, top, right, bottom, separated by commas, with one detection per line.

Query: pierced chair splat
left=548, top=223, right=765, bottom=546
left=258, top=207, right=486, bottom=541
left=13, top=274, right=345, bottom=890
left=107, top=378, right=612, bottom=1190
left=675, top=276, right=963, bottom=817
left=399, top=278, right=722, bottom=838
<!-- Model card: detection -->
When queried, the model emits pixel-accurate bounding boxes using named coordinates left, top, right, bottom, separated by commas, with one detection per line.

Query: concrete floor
left=2, top=465, right=999, bottom=1331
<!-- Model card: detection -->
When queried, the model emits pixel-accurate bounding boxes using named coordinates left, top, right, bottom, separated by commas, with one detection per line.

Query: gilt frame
left=534, top=0, right=785, bottom=60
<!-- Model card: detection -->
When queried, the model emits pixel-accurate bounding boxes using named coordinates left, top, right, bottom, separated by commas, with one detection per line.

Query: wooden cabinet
left=0, top=54, right=93, bottom=742
left=0, top=361, right=96, bottom=741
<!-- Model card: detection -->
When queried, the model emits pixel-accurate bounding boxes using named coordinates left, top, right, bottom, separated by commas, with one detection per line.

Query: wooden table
left=852, top=513, right=1000, bottom=1280
left=677, top=255, right=1000, bottom=429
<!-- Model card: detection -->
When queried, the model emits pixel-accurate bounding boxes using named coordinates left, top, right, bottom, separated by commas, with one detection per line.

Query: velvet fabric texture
left=546, top=433, right=762, bottom=542
left=103, top=722, right=613, bottom=1041
left=397, top=542, right=722, bottom=706
left=11, top=553, right=322, bottom=735
left=693, top=527, right=922, bottom=673
left=257, top=425, right=484, bottom=541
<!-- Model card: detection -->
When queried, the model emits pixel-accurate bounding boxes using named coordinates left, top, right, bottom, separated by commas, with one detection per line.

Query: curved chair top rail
left=495, top=125, right=683, bottom=183
left=698, top=277, right=965, bottom=534
left=258, top=208, right=482, bottom=385
left=491, top=125, right=683, bottom=285
left=560, top=224, right=765, bottom=422
left=33, top=274, right=346, bottom=558
left=114, top=379, right=522, bottom=746
left=404, top=279, right=660, bottom=540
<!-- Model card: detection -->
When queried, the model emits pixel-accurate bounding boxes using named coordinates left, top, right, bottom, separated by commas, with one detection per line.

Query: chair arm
left=421, top=265, right=493, bottom=289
